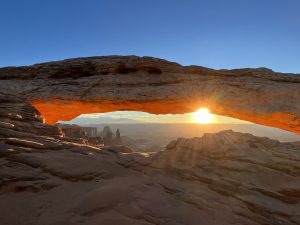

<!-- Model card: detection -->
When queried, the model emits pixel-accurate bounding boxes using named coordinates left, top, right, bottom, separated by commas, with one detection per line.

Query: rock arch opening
left=56, top=111, right=300, bottom=152
left=30, top=96, right=300, bottom=136
left=1, top=56, right=299, bottom=135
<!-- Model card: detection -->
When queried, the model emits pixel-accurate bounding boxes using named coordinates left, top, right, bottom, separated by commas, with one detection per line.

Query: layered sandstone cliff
left=0, top=56, right=299, bottom=134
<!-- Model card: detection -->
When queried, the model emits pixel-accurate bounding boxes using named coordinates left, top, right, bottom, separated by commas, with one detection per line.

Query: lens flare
left=194, top=108, right=213, bottom=124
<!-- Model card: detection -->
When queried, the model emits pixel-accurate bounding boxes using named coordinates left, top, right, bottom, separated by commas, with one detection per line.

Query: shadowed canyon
left=0, top=56, right=300, bottom=225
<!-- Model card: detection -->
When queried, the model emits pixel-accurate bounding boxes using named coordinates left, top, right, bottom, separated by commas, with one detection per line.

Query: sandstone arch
left=0, top=56, right=299, bottom=134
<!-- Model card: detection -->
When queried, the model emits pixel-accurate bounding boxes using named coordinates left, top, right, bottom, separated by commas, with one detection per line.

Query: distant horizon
left=60, top=122, right=253, bottom=125
left=57, top=122, right=300, bottom=143
left=60, top=111, right=251, bottom=125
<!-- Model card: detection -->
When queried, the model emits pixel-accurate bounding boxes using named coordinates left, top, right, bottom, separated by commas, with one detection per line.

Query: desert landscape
left=1, top=1, right=300, bottom=225
left=0, top=56, right=299, bottom=225
left=78, top=123, right=300, bottom=152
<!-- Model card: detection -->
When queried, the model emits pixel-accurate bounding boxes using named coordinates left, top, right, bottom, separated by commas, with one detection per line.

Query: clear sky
left=1, top=0, right=299, bottom=123
left=1, top=0, right=300, bottom=72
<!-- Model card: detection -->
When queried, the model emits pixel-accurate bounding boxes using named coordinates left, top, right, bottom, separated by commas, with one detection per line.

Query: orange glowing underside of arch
left=30, top=98, right=300, bottom=135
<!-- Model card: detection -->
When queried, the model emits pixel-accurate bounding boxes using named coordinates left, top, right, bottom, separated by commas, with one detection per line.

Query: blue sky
left=1, top=0, right=300, bottom=72
left=1, top=0, right=299, bottom=123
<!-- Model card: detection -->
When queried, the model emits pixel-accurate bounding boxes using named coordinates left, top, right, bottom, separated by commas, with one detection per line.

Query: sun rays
left=193, top=108, right=213, bottom=124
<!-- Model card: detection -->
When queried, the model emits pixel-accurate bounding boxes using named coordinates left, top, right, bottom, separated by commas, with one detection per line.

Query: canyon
left=0, top=56, right=300, bottom=225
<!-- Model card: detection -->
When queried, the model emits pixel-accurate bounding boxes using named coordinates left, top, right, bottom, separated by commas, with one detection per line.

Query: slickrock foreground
left=1, top=131, right=300, bottom=224
left=0, top=56, right=299, bottom=134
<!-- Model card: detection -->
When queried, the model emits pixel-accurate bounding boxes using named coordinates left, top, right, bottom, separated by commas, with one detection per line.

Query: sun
left=194, top=108, right=213, bottom=124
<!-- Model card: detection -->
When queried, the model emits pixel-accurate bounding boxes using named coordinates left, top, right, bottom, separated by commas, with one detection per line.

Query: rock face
left=100, top=126, right=123, bottom=146
left=115, top=128, right=122, bottom=145
left=57, top=123, right=87, bottom=138
left=143, top=130, right=300, bottom=225
left=101, top=126, right=113, bottom=146
left=82, top=127, right=97, bottom=137
left=0, top=56, right=299, bottom=134
left=57, top=124, right=97, bottom=139
left=0, top=94, right=61, bottom=138
left=1, top=128, right=300, bottom=225
left=57, top=123, right=104, bottom=147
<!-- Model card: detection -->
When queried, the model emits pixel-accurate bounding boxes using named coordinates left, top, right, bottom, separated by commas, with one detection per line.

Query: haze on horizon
left=65, top=110, right=250, bottom=125
left=61, top=111, right=300, bottom=143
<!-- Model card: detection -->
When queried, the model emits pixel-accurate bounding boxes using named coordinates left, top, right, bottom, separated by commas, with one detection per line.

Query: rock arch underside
left=1, top=56, right=300, bottom=225
left=0, top=56, right=299, bottom=134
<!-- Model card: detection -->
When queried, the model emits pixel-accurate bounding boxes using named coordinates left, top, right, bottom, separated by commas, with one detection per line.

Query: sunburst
left=194, top=108, right=213, bottom=124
